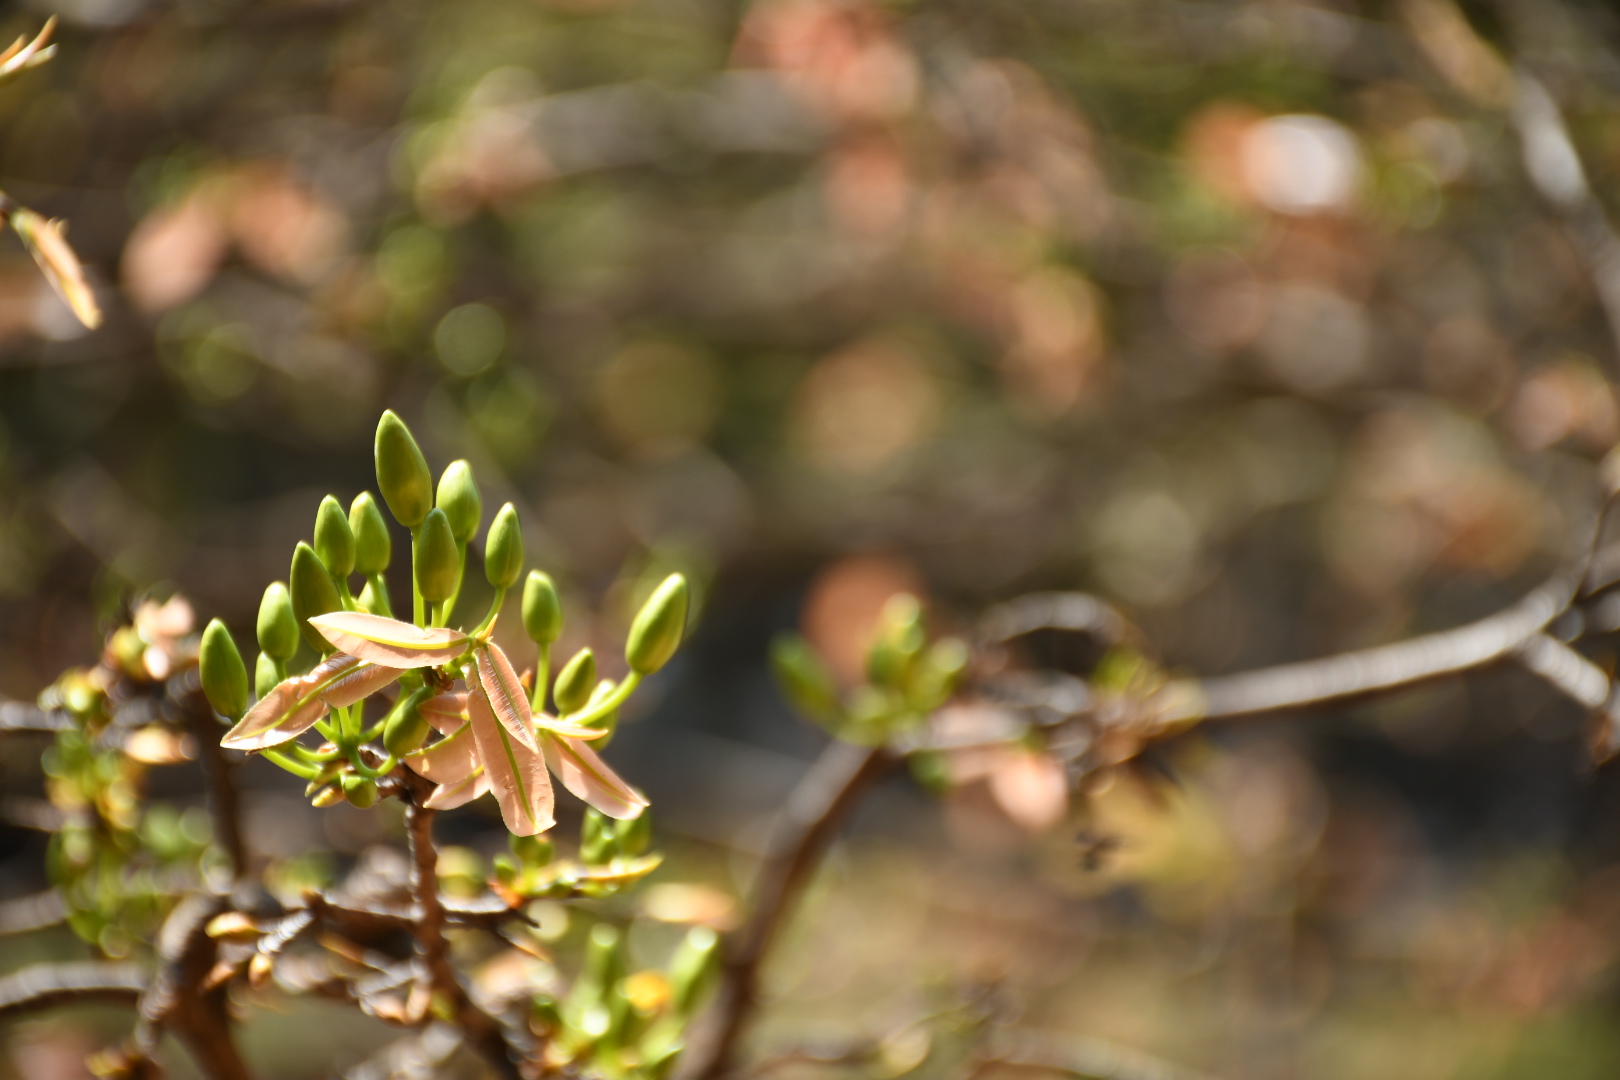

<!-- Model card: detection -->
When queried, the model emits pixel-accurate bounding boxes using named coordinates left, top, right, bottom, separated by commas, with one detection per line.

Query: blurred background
left=5, top=0, right=1620, bottom=1076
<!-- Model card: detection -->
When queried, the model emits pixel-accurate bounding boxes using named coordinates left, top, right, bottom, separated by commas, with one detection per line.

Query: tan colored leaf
left=309, top=612, right=468, bottom=669
left=474, top=643, right=540, bottom=754
left=540, top=733, right=648, bottom=821
left=221, top=677, right=326, bottom=751
left=406, top=723, right=478, bottom=785
left=11, top=208, right=100, bottom=330
left=468, top=678, right=554, bottom=835
left=425, top=769, right=489, bottom=811
left=420, top=691, right=470, bottom=734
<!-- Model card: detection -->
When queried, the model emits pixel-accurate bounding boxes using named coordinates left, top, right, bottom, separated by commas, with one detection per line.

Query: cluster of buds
left=771, top=594, right=967, bottom=745
left=536, top=920, right=720, bottom=1079
left=199, top=410, right=688, bottom=835
left=35, top=597, right=214, bottom=952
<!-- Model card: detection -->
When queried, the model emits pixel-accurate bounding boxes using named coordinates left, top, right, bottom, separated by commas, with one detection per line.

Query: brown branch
left=181, top=686, right=248, bottom=883
left=681, top=740, right=894, bottom=1080
left=0, top=699, right=71, bottom=733
left=401, top=777, right=524, bottom=1080
left=0, top=889, right=67, bottom=936
left=135, top=892, right=255, bottom=1080
left=0, top=960, right=145, bottom=1017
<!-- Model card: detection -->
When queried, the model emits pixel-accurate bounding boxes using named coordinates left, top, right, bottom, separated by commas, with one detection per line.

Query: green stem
left=367, top=572, right=395, bottom=618
left=411, top=525, right=424, bottom=628
left=346, top=748, right=397, bottom=779
left=530, top=643, right=551, bottom=713
left=331, top=569, right=359, bottom=612
left=405, top=720, right=470, bottom=757
left=443, top=540, right=468, bottom=628
left=471, top=588, right=506, bottom=639
left=288, top=743, right=342, bottom=765
left=315, top=718, right=339, bottom=743
left=560, top=672, right=641, bottom=727
left=263, top=749, right=320, bottom=780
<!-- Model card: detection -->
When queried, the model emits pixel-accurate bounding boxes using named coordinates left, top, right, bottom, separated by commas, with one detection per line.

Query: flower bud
left=770, top=634, right=843, bottom=726
left=349, top=492, right=392, bottom=574
left=553, top=648, right=596, bottom=714
left=375, top=410, right=432, bottom=528
left=382, top=687, right=433, bottom=757
left=510, top=833, right=553, bottom=866
left=484, top=502, right=524, bottom=589
left=668, top=927, right=719, bottom=1015
left=492, top=853, right=519, bottom=886
left=342, top=772, right=378, bottom=809
left=414, top=508, right=459, bottom=603
left=625, top=574, right=688, bottom=676
left=436, top=460, right=482, bottom=544
left=200, top=619, right=248, bottom=719
left=291, top=542, right=343, bottom=653
left=614, top=808, right=650, bottom=857
left=314, top=495, right=355, bottom=578
left=522, top=570, right=563, bottom=646
left=256, top=581, right=298, bottom=662
left=581, top=808, right=615, bottom=865
left=255, top=651, right=279, bottom=698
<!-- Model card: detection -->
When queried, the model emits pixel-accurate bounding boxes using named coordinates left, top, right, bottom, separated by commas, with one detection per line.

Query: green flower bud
left=625, top=574, right=688, bottom=676
left=382, top=687, right=433, bottom=757
left=291, top=543, right=343, bottom=653
left=522, top=570, right=563, bottom=646
left=314, top=495, right=356, bottom=578
left=349, top=492, right=392, bottom=574
left=614, top=809, right=650, bottom=857
left=583, top=678, right=620, bottom=746
left=581, top=808, right=614, bottom=865
left=668, top=926, right=720, bottom=1015
left=256, top=581, right=298, bottom=662
left=436, top=460, right=482, bottom=544
left=341, top=772, right=378, bottom=809
left=255, top=651, right=279, bottom=698
left=200, top=619, right=249, bottom=719
left=510, top=833, right=553, bottom=866
left=492, top=853, right=518, bottom=886
left=770, top=633, right=843, bottom=725
left=484, top=502, right=524, bottom=589
left=553, top=648, right=596, bottom=715
left=375, top=410, right=433, bottom=528
left=414, top=508, right=459, bottom=604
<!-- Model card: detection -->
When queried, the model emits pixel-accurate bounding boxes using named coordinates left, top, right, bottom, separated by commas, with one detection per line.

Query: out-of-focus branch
left=0, top=698, right=70, bottom=733
left=134, top=892, right=254, bottom=1080
left=401, top=777, right=523, bottom=1080
left=682, top=741, right=894, bottom=1080
left=0, top=960, right=145, bottom=1017
left=0, top=889, right=67, bottom=936
left=180, top=686, right=248, bottom=883
left=976, top=1029, right=1222, bottom=1080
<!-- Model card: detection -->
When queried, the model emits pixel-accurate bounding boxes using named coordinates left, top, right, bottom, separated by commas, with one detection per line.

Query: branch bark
left=0, top=961, right=145, bottom=1017
left=182, top=686, right=247, bottom=883
left=681, top=740, right=894, bottom=1080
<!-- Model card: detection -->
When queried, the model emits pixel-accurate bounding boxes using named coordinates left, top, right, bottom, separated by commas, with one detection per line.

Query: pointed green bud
left=436, top=460, right=482, bottom=544
left=581, top=808, right=614, bottom=865
left=341, top=772, right=378, bottom=809
left=484, top=502, right=523, bottom=589
left=668, top=926, right=720, bottom=1015
left=510, top=833, right=554, bottom=866
left=492, top=853, right=519, bottom=886
left=554, top=648, right=596, bottom=714
left=770, top=633, right=843, bottom=726
left=291, top=542, right=343, bottom=653
left=255, top=651, right=279, bottom=698
left=314, top=495, right=356, bottom=578
left=414, top=507, right=459, bottom=603
left=256, top=581, right=298, bottom=662
left=626, top=574, right=689, bottom=676
left=614, top=809, right=650, bottom=857
left=522, top=570, right=563, bottom=646
left=375, top=410, right=433, bottom=528
left=583, top=678, right=620, bottom=746
left=382, top=686, right=433, bottom=757
left=349, top=492, right=392, bottom=574
left=200, top=619, right=249, bottom=719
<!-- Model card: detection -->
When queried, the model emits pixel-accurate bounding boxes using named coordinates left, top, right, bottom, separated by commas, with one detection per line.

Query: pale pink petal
left=468, top=680, right=554, bottom=836
left=221, top=677, right=326, bottom=751
left=420, top=691, right=470, bottom=735
left=425, top=770, right=489, bottom=811
left=407, top=724, right=479, bottom=784
left=474, top=643, right=540, bottom=754
left=308, top=612, right=468, bottom=669
left=541, top=734, right=648, bottom=820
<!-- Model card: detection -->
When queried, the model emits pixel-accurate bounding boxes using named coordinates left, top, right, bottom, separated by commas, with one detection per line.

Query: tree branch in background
left=682, top=741, right=894, bottom=1080
left=181, top=686, right=248, bottom=884
left=132, top=892, right=254, bottom=1080
left=0, top=961, right=145, bottom=1018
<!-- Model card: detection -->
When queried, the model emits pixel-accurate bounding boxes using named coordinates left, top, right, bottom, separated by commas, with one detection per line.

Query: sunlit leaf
left=308, top=612, right=468, bottom=668
left=468, top=677, right=554, bottom=835
left=474, top=643, right=540, bottom=753
left=540, top=733, right=648, bottom=820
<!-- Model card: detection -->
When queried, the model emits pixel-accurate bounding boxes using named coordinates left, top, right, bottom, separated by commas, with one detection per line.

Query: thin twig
left=181, top=686, right=248, bottom=883
left=682, top=740, right=894, bottom=1080
left=134, top=892, right=255, bottom=1080
left=0, top=889, right=67, bottom=936
left=0, top=960, right=145, bottom=1017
